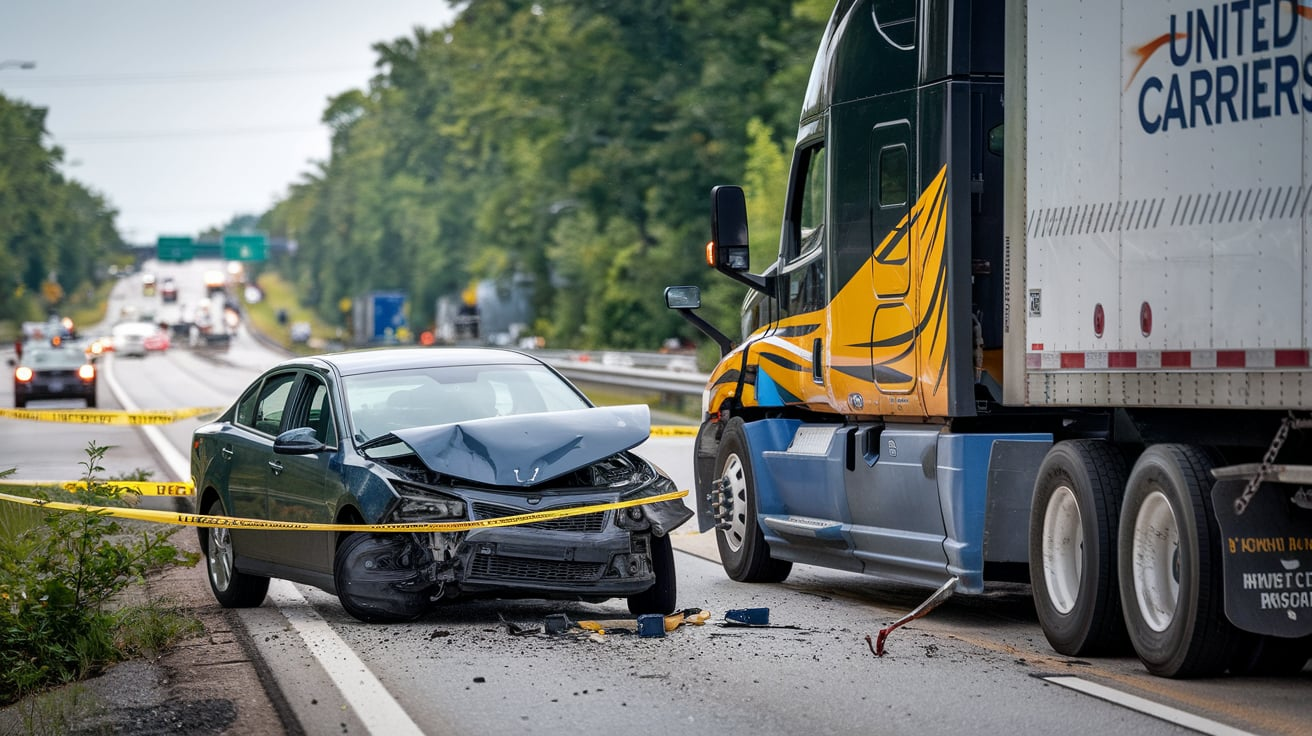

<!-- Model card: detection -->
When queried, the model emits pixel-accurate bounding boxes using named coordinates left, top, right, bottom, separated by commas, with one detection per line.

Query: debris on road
left=865, top=576, right=958, bottom=656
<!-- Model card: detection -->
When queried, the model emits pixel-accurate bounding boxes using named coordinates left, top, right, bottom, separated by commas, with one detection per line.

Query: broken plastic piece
left=867, top=576, right=958, bottom=656
left=637, top=614, right=666, bottom=637
left=724, top=607, right=769, bottom=625
left=544, top=613, right=571, bottom=634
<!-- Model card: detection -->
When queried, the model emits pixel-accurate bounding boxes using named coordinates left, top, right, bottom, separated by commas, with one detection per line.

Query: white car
left=111, top=322, right=157, bottom=358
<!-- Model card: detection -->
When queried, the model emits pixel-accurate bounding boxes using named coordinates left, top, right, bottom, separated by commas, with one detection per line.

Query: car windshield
left=24, top=348, right=87, bottom=369
left=342, top=363, right=589, bottom=444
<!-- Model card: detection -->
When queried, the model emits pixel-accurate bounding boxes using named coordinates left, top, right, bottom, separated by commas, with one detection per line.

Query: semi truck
left=666, top=0, right=1312, bottom=677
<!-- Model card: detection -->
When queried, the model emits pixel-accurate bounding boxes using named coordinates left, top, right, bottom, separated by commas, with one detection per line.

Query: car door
left=223, top=370, right=299, bottom=563
left=265, top=373, right=344, bottom=575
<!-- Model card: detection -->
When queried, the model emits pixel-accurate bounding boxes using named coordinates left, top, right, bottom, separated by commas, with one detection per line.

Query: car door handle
left=267, top=460, right=283, bottom=475
left=220, top=447, right=234, bottom=460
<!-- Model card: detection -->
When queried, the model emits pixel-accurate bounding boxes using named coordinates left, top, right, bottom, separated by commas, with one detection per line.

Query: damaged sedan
left=191, top=347, right=692, bottom=622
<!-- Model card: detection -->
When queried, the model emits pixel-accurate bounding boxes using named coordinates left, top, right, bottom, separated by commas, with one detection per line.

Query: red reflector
left=1060, top=353, right=1085, bottom=369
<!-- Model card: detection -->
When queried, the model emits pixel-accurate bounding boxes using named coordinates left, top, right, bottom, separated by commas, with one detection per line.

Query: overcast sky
left=0, top=1, right=458, bottom=245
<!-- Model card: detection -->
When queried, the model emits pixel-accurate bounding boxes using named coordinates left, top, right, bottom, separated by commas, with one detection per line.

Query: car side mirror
left=274, top=426, right=327, bottom=455
left=6, top=358, right=14, bottom=367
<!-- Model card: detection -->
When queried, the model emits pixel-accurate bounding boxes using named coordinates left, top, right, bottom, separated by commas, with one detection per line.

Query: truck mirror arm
left=720, top=270, right=774, bottom=298
left=672, top=308, right=734, bottom=357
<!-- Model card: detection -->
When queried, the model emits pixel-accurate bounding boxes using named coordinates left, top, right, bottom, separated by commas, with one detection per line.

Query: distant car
left=10, top=344, right=97, bottom=408
left=143, top=330, right=171, bottom=352
left=191, top=347, right=691, bottom=623
left=142, top=273, right=157, bottom=297
left=160, top=277, right=178, bottom=303
left=203, top=270, right=226, bottom=295
left=111, top=322, right=157, bottom=358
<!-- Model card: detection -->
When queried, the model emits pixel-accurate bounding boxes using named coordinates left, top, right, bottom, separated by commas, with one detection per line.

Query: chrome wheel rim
left=1132, top=489, right=1180, bottom=633
left=721, top=453, right=748, bottom=554
left=1041, top=485, right=1084, bottom=615
left=207, top=525, right=235, bottom=592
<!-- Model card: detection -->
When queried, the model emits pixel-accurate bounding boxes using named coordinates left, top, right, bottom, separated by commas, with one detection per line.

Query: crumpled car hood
left=385, top=404, right=651, bottom=487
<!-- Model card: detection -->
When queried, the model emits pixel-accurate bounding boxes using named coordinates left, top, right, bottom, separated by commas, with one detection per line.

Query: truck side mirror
left=664, top=286, right=732, bottom=356
left=664, top=286, right=702, bottom=310
left=710, top=185, right=751, bottom=273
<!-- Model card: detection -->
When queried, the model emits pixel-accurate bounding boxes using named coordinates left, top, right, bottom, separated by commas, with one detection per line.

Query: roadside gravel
left=0, top=529, right=297, bottom=736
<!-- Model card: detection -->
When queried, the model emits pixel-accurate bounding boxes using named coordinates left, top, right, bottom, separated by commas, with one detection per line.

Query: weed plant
left=0, top=443, right=195, bottom=706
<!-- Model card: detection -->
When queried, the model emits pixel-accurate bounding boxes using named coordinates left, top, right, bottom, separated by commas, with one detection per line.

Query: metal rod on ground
left=866, top=576, right=959, bottom=656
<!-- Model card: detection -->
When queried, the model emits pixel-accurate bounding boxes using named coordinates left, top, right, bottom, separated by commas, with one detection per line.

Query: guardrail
left=537, top=355, right=709, bottom=397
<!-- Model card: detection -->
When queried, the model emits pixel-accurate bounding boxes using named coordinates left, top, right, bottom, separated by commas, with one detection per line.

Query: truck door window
left=794, top=146, right=827, bottom=260
left=782, top=144, right=826, bottom=317
left=878, top=145, right=909, bottom=207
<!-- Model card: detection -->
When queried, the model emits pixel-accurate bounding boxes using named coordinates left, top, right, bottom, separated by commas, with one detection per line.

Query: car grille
left=472, top=502, right=606, bottom=533
left=470, top=555, right=606, bottom=583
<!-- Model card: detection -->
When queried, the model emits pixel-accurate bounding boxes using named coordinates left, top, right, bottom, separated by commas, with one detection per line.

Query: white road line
left=1044, top=676, right=1257, bottom=736
left=268, top=580, right=426, bottom=736
left=102, top=354, right=191, bottom=481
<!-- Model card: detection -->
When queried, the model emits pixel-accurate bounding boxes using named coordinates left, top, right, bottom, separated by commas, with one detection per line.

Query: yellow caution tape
left=649, top=425, right=698, bottom=437
left=0, top=479, right=194, bottom=497
left=0, top=406, right=225, bottom=425
left=0, top=489, right=688, bottom=533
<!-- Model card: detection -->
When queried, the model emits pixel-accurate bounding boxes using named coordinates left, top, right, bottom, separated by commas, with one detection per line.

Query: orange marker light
left=705, top=241, right=716, bottom=267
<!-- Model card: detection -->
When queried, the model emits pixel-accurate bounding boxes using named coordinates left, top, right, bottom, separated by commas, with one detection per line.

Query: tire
left=713, top=418, right=792, bottom=583
left=85, top=394, right=96, bottom=409
left=333, top=533, right=429, bottom=623
left=628, top=532, right=677, bottom=615
left=1229, top=634, right=1312, bottom=677
left=14, top=397, right=24, bottom=408
left=1118, top=444, right=1241, bottom=678
left=1029, top=440, right=1129, bottom=656
left=199, top=495, right=269, bottom=608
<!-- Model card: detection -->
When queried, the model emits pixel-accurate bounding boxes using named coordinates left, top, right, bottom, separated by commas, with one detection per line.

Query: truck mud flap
left=1211, top=469, right=1312, bottom=638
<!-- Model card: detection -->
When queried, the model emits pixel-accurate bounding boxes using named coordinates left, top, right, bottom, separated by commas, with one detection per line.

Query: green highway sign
left=222, top=233, right=268, bottom=262
left=156, top=236, right=194, bottom=262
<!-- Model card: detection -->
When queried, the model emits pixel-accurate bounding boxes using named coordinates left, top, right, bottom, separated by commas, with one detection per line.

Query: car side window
left=252, top=373, right=298, bottom=436
left=305, top=378, right=337, bottom=447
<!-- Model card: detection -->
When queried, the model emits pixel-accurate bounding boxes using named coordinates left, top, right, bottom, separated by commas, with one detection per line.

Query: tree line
left=261, top=0, right=831, bottom=350
left=0, top=95, right=123, bottom=325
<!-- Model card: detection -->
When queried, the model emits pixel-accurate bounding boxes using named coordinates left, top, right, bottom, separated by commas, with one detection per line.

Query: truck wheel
left=627, top=532, right=677, bottom=615
left=714, top=418, right=792, bottom=583
left=1229, top=634, right=1312, bottom=676
left=199, top=495, right=269, bottom=608
left=1118, top=444, right=1241, bottom=677
left=1029, top=440, right=1128, bottom=656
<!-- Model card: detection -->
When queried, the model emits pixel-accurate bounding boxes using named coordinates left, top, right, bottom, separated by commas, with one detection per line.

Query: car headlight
left=78, top=364, right=96, bottom=381
left=390, top=481, right=467, bottom=522
left=15, top=366, right=33, bottom=383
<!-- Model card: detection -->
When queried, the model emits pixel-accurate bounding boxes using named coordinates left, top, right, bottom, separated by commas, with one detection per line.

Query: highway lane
left=5, top=261, right=1308, bottom=734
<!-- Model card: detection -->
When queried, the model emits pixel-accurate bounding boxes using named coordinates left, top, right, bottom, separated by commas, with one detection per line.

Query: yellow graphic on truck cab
left=707, top=165, right=949, bottom=419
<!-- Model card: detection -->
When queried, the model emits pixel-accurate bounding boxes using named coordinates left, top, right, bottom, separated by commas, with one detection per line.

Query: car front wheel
left=627, top=532, right=677, bottom=615
left=200, top=496, right=269, bottom=608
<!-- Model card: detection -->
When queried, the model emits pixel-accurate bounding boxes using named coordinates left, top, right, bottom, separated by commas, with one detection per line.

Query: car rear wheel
left=200, top=496, right=269, bottom=608
left=628, top=532, right=677, bottom=615
left=334, top=533, right=431, bottom=623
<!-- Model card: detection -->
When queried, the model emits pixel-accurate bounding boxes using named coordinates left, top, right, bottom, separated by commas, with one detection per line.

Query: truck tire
left=714, top=418, right=792, bottom=583
left=1229, top=634, right=1312, bottom=676
left=1118, top=444, right=1242, bottom=677
left=1029, top=440, right=1129, bottom=656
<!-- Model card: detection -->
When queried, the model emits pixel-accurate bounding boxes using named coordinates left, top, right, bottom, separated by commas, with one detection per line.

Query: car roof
left=288, top=347, right=545, bottom=377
